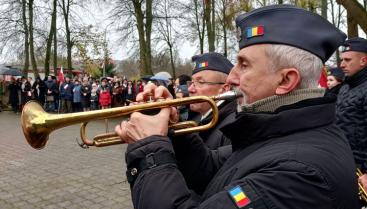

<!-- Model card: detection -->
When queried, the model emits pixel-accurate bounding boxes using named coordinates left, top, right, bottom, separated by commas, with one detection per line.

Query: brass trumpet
left=21, top=91, right=240, bottom=149
left=357, top=168, right=367, bottom=203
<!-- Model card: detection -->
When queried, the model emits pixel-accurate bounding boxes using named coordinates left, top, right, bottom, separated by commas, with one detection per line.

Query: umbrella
left=150, top=72, right=172, bottom=81
left=141, top=75, right=153, bottom=81
left=0, top=66, right=9, bottom=74
left=0, top=68, right=22, bottom=76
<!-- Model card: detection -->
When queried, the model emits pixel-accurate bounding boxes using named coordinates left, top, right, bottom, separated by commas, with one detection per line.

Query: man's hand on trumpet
left=115, top=83, right=179, bottom=144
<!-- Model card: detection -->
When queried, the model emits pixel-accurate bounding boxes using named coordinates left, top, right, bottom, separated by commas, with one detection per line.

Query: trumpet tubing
left=21, top=91, right=240, bottom=149
left=357, top=168, right=367, bottom=203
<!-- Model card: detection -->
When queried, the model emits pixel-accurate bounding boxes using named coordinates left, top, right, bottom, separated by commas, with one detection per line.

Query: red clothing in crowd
left=99, top=90, right=111, bottom=108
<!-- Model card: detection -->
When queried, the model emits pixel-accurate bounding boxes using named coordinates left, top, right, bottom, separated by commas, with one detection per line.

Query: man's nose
left=227, top=67, right=240, bottom=87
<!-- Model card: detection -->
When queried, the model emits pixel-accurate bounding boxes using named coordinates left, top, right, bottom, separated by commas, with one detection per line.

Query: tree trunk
left=336, top=0, right=367, bottom=34
left=221, top=0, right=227, bottom=57
left=52, top=0, right=57, bottom=76
left=347, top=10, right=359, bottom=38
left=204, top=0, right=215, bottom=52
left=194, top=0, right=204, bottom=54
left=22, top=0, right=29, bottom=77
left=132, top=0, right=153, bottom=76
left=168, top=44, right=176, bottom=79
left=28, top=0, right=39, bottom=78
left=145, top=0, right=153, bottom=75
left=321, top=0, right=327, bottom=19
left=61, top=0, right=72, bottom=76
left=133, top=0, right=148, bottom=76
left=53, top=0, right=57, bottom=77
left=45, top=0, right=57, bottom=78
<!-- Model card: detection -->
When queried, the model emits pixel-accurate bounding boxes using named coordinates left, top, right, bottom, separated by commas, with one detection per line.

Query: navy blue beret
left=342, top=37, right=367, bottom=53
left=192, top=52, right=233, bottom=75
left=235, top=5, right=346, bottom=63
left=328, top=67, right=344, bottom=81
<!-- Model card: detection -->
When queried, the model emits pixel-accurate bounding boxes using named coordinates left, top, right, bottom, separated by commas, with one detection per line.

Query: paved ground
left=0, top=110, right=134, bottom=209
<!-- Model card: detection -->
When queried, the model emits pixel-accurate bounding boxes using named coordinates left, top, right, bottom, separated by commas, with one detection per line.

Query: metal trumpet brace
left=21, top=90, right=241, bottom=149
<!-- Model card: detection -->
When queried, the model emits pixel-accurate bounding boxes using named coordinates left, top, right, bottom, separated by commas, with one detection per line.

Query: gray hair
left=265, top=44, right=323, bottom=89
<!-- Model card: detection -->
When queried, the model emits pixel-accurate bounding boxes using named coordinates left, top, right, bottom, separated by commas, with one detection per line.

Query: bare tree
left=173, top=0, right=207, bottom=55
left=28, top=0, right=39, bottom=77
left=109, top=0, right=154, bottom=76
left=59, top=0, right=73, bottom=75
left=321, top=0, right=327, bottom=19
left=156, top=0, right=182, bottom=78
left=22, top=0, right=30, bottom=77
left=336, top=0, right=367, bottom=35
left=204, top=0, right=215, bottom=52
left=44, top=0, right=57, bottom=77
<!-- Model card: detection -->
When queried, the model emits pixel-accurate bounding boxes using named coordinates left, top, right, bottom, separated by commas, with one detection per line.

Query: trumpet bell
left=21, top=101, right=51, bottom=149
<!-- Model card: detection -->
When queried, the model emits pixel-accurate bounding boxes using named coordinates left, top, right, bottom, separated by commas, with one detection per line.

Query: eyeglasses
left=189, top=80, right=225, bottom=88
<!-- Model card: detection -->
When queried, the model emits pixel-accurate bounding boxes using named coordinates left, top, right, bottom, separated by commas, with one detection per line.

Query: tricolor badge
left=228, top=186, right=251, bottom=208
left=246, top=25, right=264, bottom=39
left=197, top=61, right=208, bottom=69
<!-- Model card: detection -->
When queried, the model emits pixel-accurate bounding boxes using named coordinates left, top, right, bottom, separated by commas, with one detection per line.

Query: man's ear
left=360, top=55, right=367, bottom=67
left=275, top=68, right=300, bottom=95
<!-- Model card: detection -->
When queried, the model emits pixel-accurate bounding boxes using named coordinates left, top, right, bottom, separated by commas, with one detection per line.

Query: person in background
left=32, top=77, right=46, bottom=106
left=45, top=75, right=57, bottom=112
left=167, top=78, right=176, bottom=98
left=20, top=77, right=32, bottom=110
left=112, top=81, right=123, bottom=107
left=335, top=37, right=367, bottom=193
left=90, top=83, right=99, bottom=110
left=135, top=80, right=144, bottom=94
left=80, top=78, right=91, bottom=112
left=174, top=74, right=191, bottom=121
left=99, top=78, right=111, bottom=109
left=60, top=76, right=74, bottom=113
left=125, top=80, right=135, bottom=105
left=325, top=67, right=344, bottom=97
left=72, top=79, right=82, bottom=112
left=8, top=77, right=20, bottom=113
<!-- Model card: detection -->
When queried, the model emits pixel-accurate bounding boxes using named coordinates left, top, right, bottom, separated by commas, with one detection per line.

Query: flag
left=246, top=26, right=264, bottom=38
left=58, top=66, right=65, bottom=84
left=318, top=67, right=328, bottom=88
left=228, top=186, right=251, bottom=208
left=197, top=61, right=208, bottom=69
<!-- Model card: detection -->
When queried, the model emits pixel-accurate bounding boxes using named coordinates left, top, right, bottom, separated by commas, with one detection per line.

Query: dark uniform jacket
left=172, top=100, right=236, bottom=194
left=125, top=96, right=359, bottom=209
left=336, top=66, right=367, bottom=171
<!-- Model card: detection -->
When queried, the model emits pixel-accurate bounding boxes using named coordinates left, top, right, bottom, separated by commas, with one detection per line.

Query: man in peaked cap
left=168, top=52, right=237, bottom=195
left=187, top=52, right=236, bottom=148
left=115, top=5, right=359, bottom=208
left=335, top=37, right=367, bottom=193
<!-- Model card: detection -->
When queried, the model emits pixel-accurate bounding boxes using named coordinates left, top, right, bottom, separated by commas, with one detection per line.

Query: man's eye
left=240, top=64, right=248, bottom=71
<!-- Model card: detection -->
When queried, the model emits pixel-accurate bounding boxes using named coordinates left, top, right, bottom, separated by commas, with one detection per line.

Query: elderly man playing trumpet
left=115, top=5, right=359, bottom=209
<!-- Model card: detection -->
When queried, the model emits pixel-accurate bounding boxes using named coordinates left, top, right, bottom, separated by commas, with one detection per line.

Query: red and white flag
left=58, top=66, right=65, bottom=84
left=318, top=67, right=328, bottom=89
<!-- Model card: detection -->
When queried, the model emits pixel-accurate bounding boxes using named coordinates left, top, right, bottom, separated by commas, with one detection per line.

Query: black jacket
left=336, top=66, right=367, bottom=171
left=199, top=100, right=236, bottom=149
left=172, top=100, right=236, bottom=194
left=125, top=96, right=359, bottom=209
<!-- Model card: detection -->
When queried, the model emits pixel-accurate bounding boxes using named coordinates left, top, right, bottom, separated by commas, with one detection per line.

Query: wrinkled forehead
left=237, top=44, right=268, bottom=62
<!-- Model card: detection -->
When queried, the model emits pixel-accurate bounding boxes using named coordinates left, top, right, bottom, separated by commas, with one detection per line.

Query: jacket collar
left=201, top=99, right=237, bottom=125
left=221, top=95, right=336, bottom=149
left=345, top=66, right=367, bottom=88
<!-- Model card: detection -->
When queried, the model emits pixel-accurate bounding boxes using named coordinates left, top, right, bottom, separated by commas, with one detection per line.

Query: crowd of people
left=3, top=74, right=187, bottom=114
